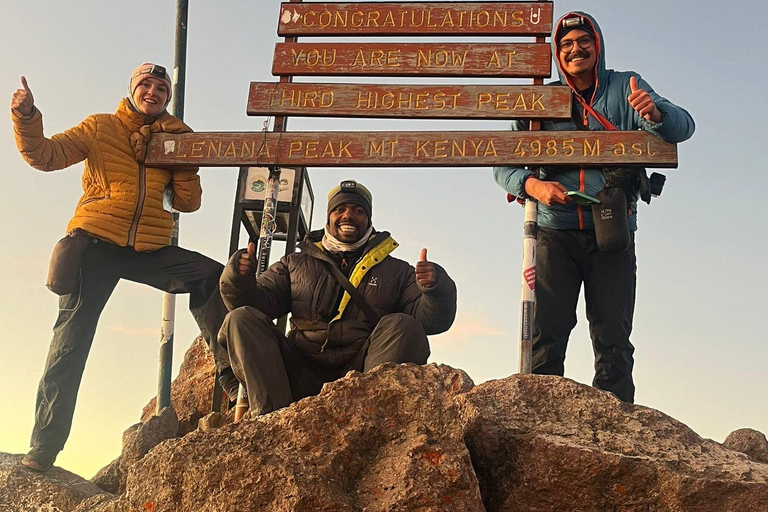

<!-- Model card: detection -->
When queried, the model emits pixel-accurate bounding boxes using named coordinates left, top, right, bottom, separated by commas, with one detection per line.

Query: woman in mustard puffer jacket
left=11, top=63, right=236, bottom=472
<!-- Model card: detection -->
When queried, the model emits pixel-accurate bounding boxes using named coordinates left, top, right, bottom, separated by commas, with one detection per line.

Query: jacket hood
left=552, top=11, right=607, bottom=103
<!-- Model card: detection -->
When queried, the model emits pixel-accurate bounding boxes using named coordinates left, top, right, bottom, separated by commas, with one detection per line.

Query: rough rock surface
left=141, top=336, right=228, bottom=435
left=4, top=359, right=768, bottom=512
left=724, top=428, right=768, bottom=464
left=93, top=363, right=483, bottom=512
left=92, top=406, right=179, bottom=494
left=0, top=452, right=108, bottom=512
left=457, top=375, right=768, bottom=512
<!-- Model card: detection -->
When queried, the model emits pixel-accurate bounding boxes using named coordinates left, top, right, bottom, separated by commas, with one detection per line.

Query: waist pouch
left=47, top=229, right=92, bottom=295
left=592, top=188, right=630, bottom=253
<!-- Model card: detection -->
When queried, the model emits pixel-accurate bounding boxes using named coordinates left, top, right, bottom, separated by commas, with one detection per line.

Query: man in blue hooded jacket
left=493, top=12, right=695, bottom=403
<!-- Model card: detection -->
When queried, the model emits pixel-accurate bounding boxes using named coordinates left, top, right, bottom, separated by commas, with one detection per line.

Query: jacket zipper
left=78, top=195, right=107, bottom=207
left=127, top=163, right=146, bottom=247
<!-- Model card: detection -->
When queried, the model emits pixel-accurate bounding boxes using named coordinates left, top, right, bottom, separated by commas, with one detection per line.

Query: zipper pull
left=341, top=257, right=347, bottom=270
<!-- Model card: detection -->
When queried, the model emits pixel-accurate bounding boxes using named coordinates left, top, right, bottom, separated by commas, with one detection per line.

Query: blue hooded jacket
left=493, top=11, right=695, bottom=231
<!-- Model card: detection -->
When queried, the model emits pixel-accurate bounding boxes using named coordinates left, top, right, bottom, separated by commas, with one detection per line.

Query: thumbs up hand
left=11, top=76, right=35, bottom=117
left=627, top=76, right=661, bottom=123
left=415, top=248, right=436, bottom=287
left=238, top=242, right=256, bottom=277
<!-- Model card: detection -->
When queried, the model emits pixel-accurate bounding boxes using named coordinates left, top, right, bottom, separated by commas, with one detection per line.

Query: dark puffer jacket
left=220, top=230, right=457, bottom=368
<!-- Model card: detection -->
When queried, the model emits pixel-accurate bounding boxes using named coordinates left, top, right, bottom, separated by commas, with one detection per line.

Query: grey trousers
left=220, top=307, right=430, bottom=415
left=31, top=238, right=230, bottom=454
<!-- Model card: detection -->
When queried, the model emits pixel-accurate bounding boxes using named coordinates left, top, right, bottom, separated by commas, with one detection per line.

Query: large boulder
left=457, top=375, right=768, bottom=512
left=141, top=336, right=228, bottom=436
left=724, top=428, right=768, bottom=464
left=91, top=363, right=483, bottom=512
left=0, top=452, right=109, bottom=512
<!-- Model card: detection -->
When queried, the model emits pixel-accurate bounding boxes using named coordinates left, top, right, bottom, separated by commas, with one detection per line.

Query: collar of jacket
left=114, top=98, right=192, bottom=162
left=302, top=229, right=400, bottom=321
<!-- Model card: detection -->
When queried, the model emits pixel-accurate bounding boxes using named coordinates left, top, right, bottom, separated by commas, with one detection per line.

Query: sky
left=1, top=0, right=766, bottom=479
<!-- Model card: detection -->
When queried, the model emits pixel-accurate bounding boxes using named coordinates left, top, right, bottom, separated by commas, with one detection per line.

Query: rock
left=198, top=411, right=225, bottom=432
left=92, top=407, right=179, bottom=494
left=456, top=374, right=768, bottom=512
left=94, top=363, right=484, bottom=512
left=141, top=336, right=228, bottom=435
left=724, top=428, right=768, bottom=464
left=0, top=452, right=109, bottom=512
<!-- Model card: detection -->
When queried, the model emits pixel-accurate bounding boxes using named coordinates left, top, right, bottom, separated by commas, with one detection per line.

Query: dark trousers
left=532, top=227, right=637, bottom=403
left=31, top=238, right=230, bottom=453
left=220, top=307, right=430, bottom=415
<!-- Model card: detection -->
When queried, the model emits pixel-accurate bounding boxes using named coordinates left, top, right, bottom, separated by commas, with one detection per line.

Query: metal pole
left=233, top=168, right=281, bottom=422
left=157, top=0, right=189, bottom=414
left=518, top=0, right=547, bottom=374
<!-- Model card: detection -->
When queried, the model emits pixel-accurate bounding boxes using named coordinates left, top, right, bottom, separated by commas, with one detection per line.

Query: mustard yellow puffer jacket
left=12, top=98, right=201, bottom=251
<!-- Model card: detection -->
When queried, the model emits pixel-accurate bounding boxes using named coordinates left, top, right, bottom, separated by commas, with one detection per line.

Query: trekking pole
left=518, top=0, right=547, bottom=374
left=157, top=0, right=188, bottom=413
left=233, top=167, right=282, bottom=422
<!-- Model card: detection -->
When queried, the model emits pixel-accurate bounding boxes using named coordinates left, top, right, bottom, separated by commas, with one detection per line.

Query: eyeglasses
left=558, top=35, right=594, bottom=53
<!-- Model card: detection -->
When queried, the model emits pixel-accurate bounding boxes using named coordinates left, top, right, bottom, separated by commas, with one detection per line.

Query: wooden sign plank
left=247, top=82, right=571, bottom=119
left=147, top=131, right=677, bottom=168
left=272, top=42, right=551, bottom=78
left=277, top=2, right=553, bottom=37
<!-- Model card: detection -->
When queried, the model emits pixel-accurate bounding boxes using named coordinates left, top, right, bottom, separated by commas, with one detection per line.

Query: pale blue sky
left=1, top=0, right=766, bottom=478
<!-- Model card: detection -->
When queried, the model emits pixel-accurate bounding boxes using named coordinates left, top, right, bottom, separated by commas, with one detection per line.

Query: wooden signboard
left=247, top=82, right=571, bottom=119
left=277, top=2, right=554, bottom=37
left=147, top=131, right=677, bottom=168
left=272, top=42, right=551, bottom=77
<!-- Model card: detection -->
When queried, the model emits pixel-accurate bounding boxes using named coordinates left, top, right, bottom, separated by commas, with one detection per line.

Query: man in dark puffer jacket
left=219, top=179, right=457, bottom=415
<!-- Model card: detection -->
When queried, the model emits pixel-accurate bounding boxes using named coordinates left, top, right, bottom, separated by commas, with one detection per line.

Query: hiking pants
left=532, top=227, right=637, bottom=403
left=220, top=307, right=430, bottom=415
left=31, top=237, right=230, bottom=453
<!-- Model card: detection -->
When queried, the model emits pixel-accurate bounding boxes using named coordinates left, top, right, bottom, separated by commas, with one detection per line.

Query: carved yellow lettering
left=495, top=93, right=510, bottom=110
left=318, top=10, right=332, bottom=27
left=531, top=93, right=545, bottom=110
left=513, top=94, right=527, bottom=110
left=290, top=49, right=304, bottom=66
left=381, top=92, right=395, bottom=109
left=417, top=50, right=429, bottom=66
left=383, top=11, right=395, bottom=27
left=493, top=11, right=505, bottom=26
left=416, top=140, right=429, bottom=156
left=339, top=141, right=352, bottom=157
left=256, top=143, right=270, bottom=159
left=190, top=141, right=203, bottom=157
left=306, top=49, right=320, bottom=66
left=223, top=142, right=236, bottom=158
left=434, top=140, right=448, bottom=158
left=469, top=140, right=483, bottom=156
left=288, top=141, right=303, bottom=157
left=351, top=11, right=364, bottom=27
left=369, top=140, right=385, bottom=156
left=320, top=91, right=334, bottom=107
left=415, top=92, right=429, bottom=109
left=370, top=50, right=384, bottom=66
left=320, top=141, right=335, bottom=158
left=506, top=51, right=517, bottom=67
left=442, top=11, right=455, bottom=27
left=434, top=93, right=447, bottom=109
left=333, top=11, right=347, bottom=27
left=614, top=143, right=627, bottom=156
left=207, top=141, right=222, bottom=157
left=487, top=51, right=501, bottom=68
left=510, top=10, right=524, bottom=27
left=631, top=143, right=643, bottom=156
left=398, top=92, right=412, bottom=109
left=367, top=11, right=380, bottom=27
left=356, top=91, right=372, bottom=109
left=477, top=92, right=492, bottom=108
left=451, top=140, right=466, bottom=157
left=476, top=11, right=491, bottom=27
left=353, top=50, right=366, bottom=67
left=302, top=11, right=316, bottom=27
left=583, top=139, right=600, bottom=156
left=386, top=50, right=401, bottom=66
left=646, top=141, right=656, bottom=156
left=240, top=142, right=254, bottom=158
left=426, top=10, right=438, bottom=28
left=484, top=140, right=498, bottom=157
left=305, top=141, right=319, bottom=158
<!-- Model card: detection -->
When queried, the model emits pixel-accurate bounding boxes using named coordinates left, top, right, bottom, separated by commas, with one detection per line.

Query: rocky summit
left=1, top=339, right=767, bottom=512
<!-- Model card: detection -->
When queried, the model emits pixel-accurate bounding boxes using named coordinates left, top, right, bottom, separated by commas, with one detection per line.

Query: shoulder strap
left=327, top=262, right=381, bottom=326
left=574, top=94, right=618, bottom=131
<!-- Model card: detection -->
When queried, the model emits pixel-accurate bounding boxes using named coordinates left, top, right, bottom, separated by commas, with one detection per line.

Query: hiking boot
left=21, top=447, right=58, bottom=472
